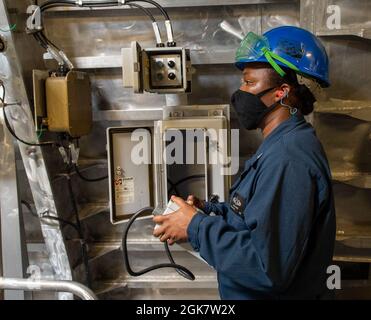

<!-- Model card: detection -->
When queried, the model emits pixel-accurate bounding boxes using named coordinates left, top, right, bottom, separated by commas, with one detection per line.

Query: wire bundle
left=29, top=0, right=175, bottom=67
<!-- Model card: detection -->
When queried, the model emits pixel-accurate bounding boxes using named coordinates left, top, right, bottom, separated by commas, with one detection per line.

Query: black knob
left=168, top=60, right=176, bottom=68
left=156, top=61, right=164, bottom=69
left=168, top=72, right=176, bottom=80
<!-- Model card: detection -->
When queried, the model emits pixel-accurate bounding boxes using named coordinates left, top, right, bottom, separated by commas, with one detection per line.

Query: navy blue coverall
left=187, top=113, right=336, bottom=300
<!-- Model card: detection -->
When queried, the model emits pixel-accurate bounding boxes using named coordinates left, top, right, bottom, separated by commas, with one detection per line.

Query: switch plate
left=122, top=42, right=192, bottom=94
left=149, top=53, right=182, bottom=88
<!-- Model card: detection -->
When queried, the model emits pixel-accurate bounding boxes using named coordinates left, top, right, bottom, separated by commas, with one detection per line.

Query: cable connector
left=59, top=50, right=75, bottom=70
left=69, top=143, right=80, bottom=165
left=46, top=45, right=65, bottom=66
left=58, top=146, right=69, bottom=164
left=75, top=0, right=83, bottom=6
left=165, top=20, right=176, bottom=47
left=152, top=22, right=163, bottom=47
left=118, top=0, right=127, bottom=4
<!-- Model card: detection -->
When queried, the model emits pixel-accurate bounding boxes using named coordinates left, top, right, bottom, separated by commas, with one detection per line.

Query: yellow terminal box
left=45, top=71, right=92, bottom=138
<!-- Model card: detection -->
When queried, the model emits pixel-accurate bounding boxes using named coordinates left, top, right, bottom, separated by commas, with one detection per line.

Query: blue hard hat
left=235, top=26, right=330, bottom=87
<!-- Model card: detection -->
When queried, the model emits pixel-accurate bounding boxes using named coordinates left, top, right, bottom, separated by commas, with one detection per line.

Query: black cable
left=0, top=86, right=58, bottom=147
left=74, top=164, right=108, bottom=182
left=126, top=3, right=156, bottom=22
left=21, top=200, right=39, bottom=218
left=34, top=0, right=168, bottom=57
left=165, top=175, right=205, bottom=280
left=42, top=215, right=81, bottom=233
left=167, top=178, right=180, bottom=197
left=164, top=241, right=194, bottom=280
left=39, top=0, right=164, bottom=21
left=21, top=198, right=91, bottom=285
left=40, top=0, right=169, bottom=21
left=122, top=207, right=195, bottom=281
left=168, top=174, right=206, bottom=195
left=33, top=32, right=48, bottom=50
left=39, top=1, right=159, bottom=28
left=21, top=199, right=80, bottom=233
left=40, top=0, right=74, bottom=11
left=65, top=169, right=92, bottom=287
left=2, top=103, right=57, bottom=147
left=125, top=0, right=170, bottom=20
left=82, top=1, right=122, bottom=8
left=60, top=137, right=108, bottom=183
left=40, top=2, right=115, bottom=11
left=39, top=0, right=163, bottom=23
left=28, top=4, right=64, bottom=49
left=38, top=30, right=62, bottom=51
left=66, top=170, right=82, bottom=232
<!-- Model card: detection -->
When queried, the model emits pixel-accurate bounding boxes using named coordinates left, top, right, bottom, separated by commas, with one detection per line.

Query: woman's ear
left=275, top=84, right=291, bottom=99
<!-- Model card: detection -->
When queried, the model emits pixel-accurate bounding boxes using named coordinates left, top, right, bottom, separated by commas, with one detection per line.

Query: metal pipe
left=0, top=277, right=98, bottom=300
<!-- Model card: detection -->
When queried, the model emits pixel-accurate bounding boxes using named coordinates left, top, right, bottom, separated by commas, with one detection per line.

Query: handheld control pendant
left=154, top=199, right=180, bottom=230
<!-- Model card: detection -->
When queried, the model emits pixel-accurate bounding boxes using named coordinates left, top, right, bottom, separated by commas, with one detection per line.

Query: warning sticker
left=115, top=177, right=135, bottom=205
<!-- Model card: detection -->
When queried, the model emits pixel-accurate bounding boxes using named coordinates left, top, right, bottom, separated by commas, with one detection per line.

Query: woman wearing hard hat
left=154, top=26, right=336, bottom=300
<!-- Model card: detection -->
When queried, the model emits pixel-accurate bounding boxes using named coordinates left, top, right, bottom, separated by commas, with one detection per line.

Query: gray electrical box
left=107, top=105, right=233, bottom=225
left=107, top=127, right=154, bottom=224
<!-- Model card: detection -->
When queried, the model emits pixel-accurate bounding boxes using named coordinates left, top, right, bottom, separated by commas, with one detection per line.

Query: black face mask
left=231, top=87, right=279, bottom=130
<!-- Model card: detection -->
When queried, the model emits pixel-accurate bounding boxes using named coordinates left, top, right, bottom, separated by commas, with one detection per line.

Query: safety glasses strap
left=262, top=47, right=300, bottom=77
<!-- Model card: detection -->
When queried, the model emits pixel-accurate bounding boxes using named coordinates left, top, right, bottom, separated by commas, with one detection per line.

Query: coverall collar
left=246, top=113, right=306, bottom=168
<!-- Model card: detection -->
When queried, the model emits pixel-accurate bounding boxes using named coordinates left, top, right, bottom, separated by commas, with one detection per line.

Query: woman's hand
left=153, top=195, right=199, bottom=245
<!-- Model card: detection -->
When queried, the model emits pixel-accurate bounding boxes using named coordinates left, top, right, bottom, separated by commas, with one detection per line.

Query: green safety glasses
left=236, top=32, right=300, bottom=77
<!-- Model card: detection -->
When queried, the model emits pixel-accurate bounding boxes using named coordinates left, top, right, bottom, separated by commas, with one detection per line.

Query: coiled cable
left=122, top=207, right=195, bottom=281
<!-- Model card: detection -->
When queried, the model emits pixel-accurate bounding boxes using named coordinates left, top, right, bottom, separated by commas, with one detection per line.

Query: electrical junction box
left=33, top=69, right=49, bottom=132
left=122, top=41, right=192, bottom=94
left=45, top=71, right=92, bottom=138
left=107, top=105, right=233, bottom=225
left=107, top=127, right=154, bottom=225
left=33, top=70, right=92, bottom=138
